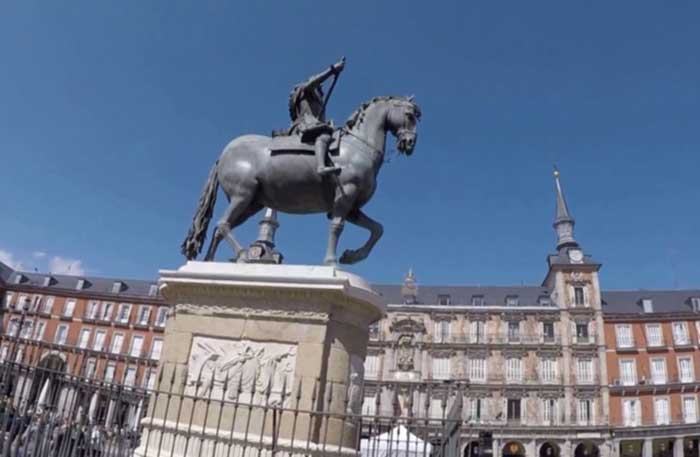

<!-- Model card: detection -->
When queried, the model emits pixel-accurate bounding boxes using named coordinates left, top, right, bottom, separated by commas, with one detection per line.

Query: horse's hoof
left=339, top=250, right=356, bottom=265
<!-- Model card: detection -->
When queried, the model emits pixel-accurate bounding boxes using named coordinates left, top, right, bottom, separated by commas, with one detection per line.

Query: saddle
left=269, top=129, right=342, bottom=155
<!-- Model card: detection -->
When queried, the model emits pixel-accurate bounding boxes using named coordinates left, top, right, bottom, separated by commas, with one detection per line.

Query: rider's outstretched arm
left=304, top=58, right=345, bottom=89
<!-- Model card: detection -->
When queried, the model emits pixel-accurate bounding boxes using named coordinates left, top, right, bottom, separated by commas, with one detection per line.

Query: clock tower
left=542, top=169, right=610, bottom=451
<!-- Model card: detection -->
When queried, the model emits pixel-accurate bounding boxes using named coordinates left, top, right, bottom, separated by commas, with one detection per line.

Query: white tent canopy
left=360, top=425, right=432, bottom=457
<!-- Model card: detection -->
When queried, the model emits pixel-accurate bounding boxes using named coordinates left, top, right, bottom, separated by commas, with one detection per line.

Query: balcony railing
left=449, top=333, right=561, bottom=345
left=615, top=414, right=699, bottom=428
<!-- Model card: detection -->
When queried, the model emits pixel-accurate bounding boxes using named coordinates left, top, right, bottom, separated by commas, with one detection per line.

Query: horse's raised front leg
left=339, top=209, right=384, bottom=265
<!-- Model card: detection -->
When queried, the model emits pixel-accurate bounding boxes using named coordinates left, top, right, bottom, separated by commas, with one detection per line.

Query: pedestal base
left=136, top=262, right=384, bottom=457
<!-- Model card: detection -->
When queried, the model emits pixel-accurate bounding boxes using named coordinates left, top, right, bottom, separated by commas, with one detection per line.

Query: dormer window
left=437, top=294, right=451, bottom=306
left=148, top=284, right=159, bottom=297
left=471, top=295, right=484, bottom=307
left=76, top=279, right=86, bottom=291
left=42, top=276, right=55, bottom=287
left=14, top=274, right=25, bottom=285
left=691, top=297, right=700, bottom=313
left=112, top=281, right=124, bottom=294
left=641, top=298, right=654, bottom=314
left=506, top=295, right=519, bottom=307
left=538, top=296, right=552, bottom=306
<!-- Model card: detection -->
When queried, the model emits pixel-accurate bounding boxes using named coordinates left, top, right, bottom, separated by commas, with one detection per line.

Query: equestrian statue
left=181, top=58, right=421, bottom=265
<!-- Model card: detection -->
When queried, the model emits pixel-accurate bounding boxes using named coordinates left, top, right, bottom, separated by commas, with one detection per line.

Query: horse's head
left=387, top=97, right=421, bottom=155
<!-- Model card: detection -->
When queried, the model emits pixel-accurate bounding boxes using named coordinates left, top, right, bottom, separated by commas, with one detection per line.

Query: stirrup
left=318, top=165, right=342, bottom=175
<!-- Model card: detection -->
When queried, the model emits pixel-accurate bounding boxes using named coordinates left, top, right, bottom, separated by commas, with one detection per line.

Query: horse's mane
left=345, top=96, right=421, bottom=129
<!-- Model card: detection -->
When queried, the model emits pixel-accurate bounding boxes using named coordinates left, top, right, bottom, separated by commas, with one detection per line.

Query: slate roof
left=601, top=290, right=700, bottom=315
left=372, top=284, right=552, bottom=307
left=0, top=262, right=159, bottom=299
left=0, top=262, right=13, bottom=284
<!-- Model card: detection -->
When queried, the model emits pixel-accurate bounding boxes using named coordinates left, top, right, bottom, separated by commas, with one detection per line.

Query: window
left=543, top=398, right=557, bottom=425
left=673, top=322, right=690, bottom=345
left=7, top=319, right=19, bottom=337
left=506, top=399, right=521, bottom=422
left=655, top=397, right=670, bottom=425
left=679, top=357, right=694, bottom=383
left=148, top=284, right=159, bottom=297
left=434, top=320, right=450, bottom=343
left=575, top=322, right=590, bottom=343
left=467, top=398, right=482, bottom=423
left=63, top=299, right=76, bottom=318
left=641, top=298, right=654, bottom=313
left=150, top=339, right=163, bottom=361
left=619, top=359, right=637, bottom=386
left=646, top=324, right=663, bottom=347
left=650, top=358, right=667, bottom=384
left=34, top=322, right=46, bottom=341
left=506, top=296, right=519, bottom=306
left=541, top=358, right=557, bottom=383
left=538, top=296, right=552, bottom=306
left=468, top=357, right=486, bottom=382
left=364, top=354, right=379, bottom=377
left=573, top=287, right=586, bottom=307
left=144, top=369, right=157, bottom=390
left=42, top=296, right=54, bottom=314
left=542, top=322, right=555, bottom=342
left=615, top=325, right=634, bottom=348
left=437, top=294, right=451, bottom=306
left=577, top=359, right=593, bottom=384
left=129, top=335, right=144, bottom=357
left=507, top=321, right=520, bottom=343
left=124, top=367, right=137, bottom=386
left=0, top=346, right=8, bottom=361
left=362, top=396, right=376, bottom=416
left=104, top=364, right=116, bottom=383
left=116, top=303, right=132, bottom=324
left=100, top=302, right=114, bottom=321
left=17, top=295, right=28, bottom=310
left=85, top=359, right=97, bottom=379
left=93, top=331, right=106, bottom=351
left=3, top=293, right=13, bottom=308
left=110, top=334, right=124, bottom=354
left=85, top=301, right=100, bottom=319
left=470, top=321, right=485, bottom=343
left=137, top=306, right=151, bottom=326
left=623, top=399, right=641, bottom=426
left=692, top=297, right=700, bottom=312
left=432, top=356, right=451, bottom=380
left=112, top=281, right=124, bottom=294
left=76, top=279, right=86, bottom=290
left=684, top=396, right=698, bottom=423
left=54, top=325, right=68, bottom=345
left=155, top=307, right=168, bottom=327
left=506, top=358, right=522, bottom=383
left=30, top=295, right=41, bottom=312
left=78, top=329, right=91, bottom=349
left=471, top=296, right=484, bottom=307
left=19, top=320, right=33, bottom=339
left=578, top=399, right=593, bottom=425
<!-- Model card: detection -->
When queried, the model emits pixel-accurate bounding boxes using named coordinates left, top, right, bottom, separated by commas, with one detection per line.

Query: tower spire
left=552, top=168, right=578, bottom=251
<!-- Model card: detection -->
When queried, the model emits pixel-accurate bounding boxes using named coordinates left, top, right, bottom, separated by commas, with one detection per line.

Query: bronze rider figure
left=288, top=57, right=346, bottom=175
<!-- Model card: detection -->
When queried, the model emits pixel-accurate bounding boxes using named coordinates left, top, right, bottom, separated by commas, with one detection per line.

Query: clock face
left=569, top=249, right=584, bottom=263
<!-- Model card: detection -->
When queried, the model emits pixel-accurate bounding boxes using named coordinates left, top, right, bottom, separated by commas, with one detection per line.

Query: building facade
left=0, top=172, right=698, bottom=455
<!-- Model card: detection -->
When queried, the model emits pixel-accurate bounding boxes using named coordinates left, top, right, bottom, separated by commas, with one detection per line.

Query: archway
left=465, top=441, right=480, bottom=457
left=540, top=442, right=560, bottom=457
left=503, top=441, right=526, bottom=457
left=27, top=353, right=66, bottom=409
left=574, top=442, right=600, bottom=457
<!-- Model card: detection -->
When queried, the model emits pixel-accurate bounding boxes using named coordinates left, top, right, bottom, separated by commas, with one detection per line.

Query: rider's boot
left=315, top=134, right=341, bottom=175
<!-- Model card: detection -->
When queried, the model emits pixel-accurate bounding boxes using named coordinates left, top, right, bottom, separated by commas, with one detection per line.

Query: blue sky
left=0, top=1, right=698, bottom=289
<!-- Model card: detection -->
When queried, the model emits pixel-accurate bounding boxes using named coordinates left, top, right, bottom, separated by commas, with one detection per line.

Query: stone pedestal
left=136, top=262, right=384, bottom=457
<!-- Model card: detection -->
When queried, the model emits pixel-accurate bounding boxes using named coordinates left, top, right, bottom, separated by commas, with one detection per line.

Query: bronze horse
left=182, top=96, right=421, bottom=265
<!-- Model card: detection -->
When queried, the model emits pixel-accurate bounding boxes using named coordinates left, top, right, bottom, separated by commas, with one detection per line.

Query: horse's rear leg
left=203, top=195, right=260, bottom=261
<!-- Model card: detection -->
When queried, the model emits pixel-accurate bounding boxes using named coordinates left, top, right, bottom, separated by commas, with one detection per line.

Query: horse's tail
left=180, top=160, right=219, bottom=260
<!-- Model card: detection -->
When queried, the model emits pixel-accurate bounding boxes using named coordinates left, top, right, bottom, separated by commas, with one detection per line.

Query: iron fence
left=0, top=337, right=466, bottom=457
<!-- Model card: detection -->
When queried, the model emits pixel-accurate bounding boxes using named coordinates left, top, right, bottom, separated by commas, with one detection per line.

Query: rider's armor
left=286, top=60, right=345, bottom=176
